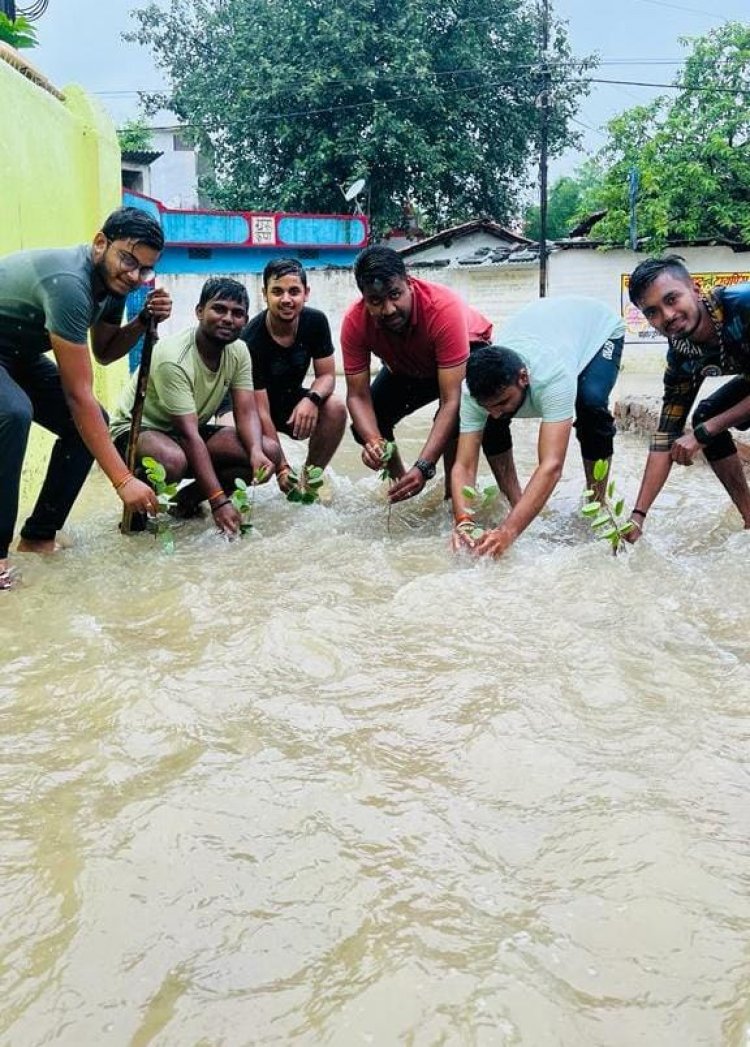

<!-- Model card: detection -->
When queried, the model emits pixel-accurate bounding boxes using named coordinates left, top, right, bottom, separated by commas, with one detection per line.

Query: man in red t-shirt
left=341, top=245, right=492, bottom=502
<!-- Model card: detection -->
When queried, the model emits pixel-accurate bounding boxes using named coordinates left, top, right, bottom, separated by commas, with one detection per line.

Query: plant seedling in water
left=285, top=464, right=325, bottom=505
left=457, top=484, right=499, bottom=541
left=141, top=456, right=179, bottom=553
left=580, top=459, right=634, bottom=555
left=231, top=466, right=269, bottom=535
left=378, top=440, right=396, bottom=482
left=378, top=440, right=397, bottom=533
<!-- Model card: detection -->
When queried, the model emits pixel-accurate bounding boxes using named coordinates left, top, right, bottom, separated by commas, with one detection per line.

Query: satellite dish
left=343, top=177, right=366, bottom=202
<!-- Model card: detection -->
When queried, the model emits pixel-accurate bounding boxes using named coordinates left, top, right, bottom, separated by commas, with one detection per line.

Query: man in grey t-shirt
left=0, top=206, right=172, bottom=589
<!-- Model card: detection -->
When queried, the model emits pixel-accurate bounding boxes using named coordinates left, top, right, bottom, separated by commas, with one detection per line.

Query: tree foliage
left=117, top=117, right=155, bottom=153
left=127, top=0, right=591, bottom=233
left=0, top=13, right=37, bottom=48
left=523, top=161, right=603, bottom=239
left=580, top=23, right=750, bottom=248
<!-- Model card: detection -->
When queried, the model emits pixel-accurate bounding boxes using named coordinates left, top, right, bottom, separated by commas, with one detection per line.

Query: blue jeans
left=481, top=335, right=624, bottom=460
left=0, top=342, right=99, bottom=558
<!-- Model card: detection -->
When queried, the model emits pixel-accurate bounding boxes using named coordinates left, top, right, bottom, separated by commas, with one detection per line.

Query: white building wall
left=549, top=244, right=750, bottom=371
left=148, top=128, right=201, bottom=210
left=157, top=246, right=750, bottom=374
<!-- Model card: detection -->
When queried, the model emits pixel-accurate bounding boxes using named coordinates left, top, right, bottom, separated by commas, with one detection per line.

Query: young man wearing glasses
left=0, top=206, right=172, bottom=590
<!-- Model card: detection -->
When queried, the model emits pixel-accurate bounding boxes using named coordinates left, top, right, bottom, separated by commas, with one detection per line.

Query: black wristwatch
left=693, top=422, right=712, bottom=445
left=414, top=458, right=436, bottom=480
left=305, top=390, right=323, bottom=408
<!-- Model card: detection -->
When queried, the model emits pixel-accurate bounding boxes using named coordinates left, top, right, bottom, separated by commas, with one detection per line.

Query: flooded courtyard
left=2, top=416, right=749, bottom=1046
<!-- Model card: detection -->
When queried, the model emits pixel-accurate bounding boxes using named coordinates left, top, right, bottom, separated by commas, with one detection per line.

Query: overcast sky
left=29, top=0, right=750, bottom=180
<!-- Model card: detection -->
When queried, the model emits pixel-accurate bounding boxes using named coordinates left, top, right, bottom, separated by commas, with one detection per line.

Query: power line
left=631, top=0, right=735, bottom=18
left=90, top=58, right=695, bottom=99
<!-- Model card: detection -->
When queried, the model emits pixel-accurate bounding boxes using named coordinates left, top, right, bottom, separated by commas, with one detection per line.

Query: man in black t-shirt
left=221, top=258, right=346, bottom=491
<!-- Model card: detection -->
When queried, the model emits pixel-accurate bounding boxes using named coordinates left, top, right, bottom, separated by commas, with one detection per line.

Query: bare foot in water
left=0, top=558, right=20, bottom=590
left=16, top=538, right=64, bottom=555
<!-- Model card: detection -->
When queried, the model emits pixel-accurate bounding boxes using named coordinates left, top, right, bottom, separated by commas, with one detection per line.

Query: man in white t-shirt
left=451, top=296, right=625, bottom=558
left=110, top=277, right=279, bottom=536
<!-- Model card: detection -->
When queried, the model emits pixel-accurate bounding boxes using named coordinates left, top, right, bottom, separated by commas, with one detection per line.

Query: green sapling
left=231, top=465, right=269, bottom=535
left=285, top=464, right=325, bottom=505
left=141, top=456, right=179, bottom=553
left=580, top=458, right=634, bottom=555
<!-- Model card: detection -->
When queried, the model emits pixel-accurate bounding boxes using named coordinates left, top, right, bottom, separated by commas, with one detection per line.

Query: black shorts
left=217, top=387, right=309, bottom=437
left=114, top=423, right=227, bottom=459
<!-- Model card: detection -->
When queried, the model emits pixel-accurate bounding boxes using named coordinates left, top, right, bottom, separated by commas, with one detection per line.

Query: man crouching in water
left=109, top=277, right=279, bottom=536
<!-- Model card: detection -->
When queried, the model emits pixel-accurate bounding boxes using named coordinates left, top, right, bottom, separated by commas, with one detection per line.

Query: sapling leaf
left=581, top=502, right=601, bottom=515
left=607, top=481, right=615, bottom=499
left=482, top=484, right=499, bottom=505
left=254, top=465, right=268, bottom=484
left=593, top=459, right=608, bottom=482
left=142, top=457, right=167, bottom=484
left=306, top=466, right=324, bottom=481
left=462, top=485, right=478, bottom=499
left=583, top=488, right=595, bottom=498
left=235, top=477, right=248, bottom=492
left=301, top=491, right=317, bottom=504
left=614, top=498, right=625, bottom=516
left=592, top=515, right=611, bottom=528
left=620, top=521, right=635, bottom=534
left=287, top=488, right=303, bottom=503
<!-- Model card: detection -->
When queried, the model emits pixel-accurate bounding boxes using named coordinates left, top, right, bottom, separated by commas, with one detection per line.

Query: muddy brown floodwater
left=2, top=415, right=749, bottom=1046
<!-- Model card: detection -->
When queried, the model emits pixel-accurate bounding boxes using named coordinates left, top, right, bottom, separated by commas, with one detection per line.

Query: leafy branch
left=580, top=459, right=634, bottom=555
left=0, top=14, right=37, bottom=49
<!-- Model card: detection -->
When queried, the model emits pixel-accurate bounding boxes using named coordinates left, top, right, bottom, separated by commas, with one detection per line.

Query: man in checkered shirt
left=624, top=255, right=750, bottom=541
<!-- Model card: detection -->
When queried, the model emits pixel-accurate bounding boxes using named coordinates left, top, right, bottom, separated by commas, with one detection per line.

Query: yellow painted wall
left=0, top=51, right=123, bottom=503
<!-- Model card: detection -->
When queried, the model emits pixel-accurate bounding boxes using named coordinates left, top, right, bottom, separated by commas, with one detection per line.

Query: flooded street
left=2, top=416, right=749, bottom=1046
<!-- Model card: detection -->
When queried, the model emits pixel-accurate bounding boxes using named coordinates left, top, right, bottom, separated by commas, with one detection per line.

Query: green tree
left=127, top=0, right=591, bottom=233
left=523, top=161, right=603, bottom=240
left=0, top=13, right=37, bottom=48
left=581, top=23, right=750, bottom=248
left=116, top=117, right=155, bottom=153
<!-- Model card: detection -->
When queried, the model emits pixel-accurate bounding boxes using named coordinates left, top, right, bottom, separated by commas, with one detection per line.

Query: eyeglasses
left=106, top=239, right=156, bottom=282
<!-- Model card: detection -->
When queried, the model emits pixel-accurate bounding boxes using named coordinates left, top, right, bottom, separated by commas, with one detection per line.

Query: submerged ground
left=2, top=417, right=749, bottom=1046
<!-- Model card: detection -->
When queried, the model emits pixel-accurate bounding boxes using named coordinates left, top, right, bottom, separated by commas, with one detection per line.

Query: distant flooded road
left=2, top=418, right=749, bottom=1046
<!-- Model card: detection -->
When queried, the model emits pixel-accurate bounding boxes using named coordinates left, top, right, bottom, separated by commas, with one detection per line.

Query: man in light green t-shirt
left=451, top=296, right=624, bottom=558
left=110, top=277, right=280, bottom=536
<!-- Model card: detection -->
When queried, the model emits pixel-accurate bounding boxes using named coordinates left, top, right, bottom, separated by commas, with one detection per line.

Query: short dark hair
left=354, top=245, right=407, bottom=292
left=628, top=254, right=692, bottom=306
left=263, top=257, right=308, bottom=289
left=197, top=277, right=249, bottom=310
left=101, top=206, right=164, bottom=251
left=466, top=345, right=526, bottom=401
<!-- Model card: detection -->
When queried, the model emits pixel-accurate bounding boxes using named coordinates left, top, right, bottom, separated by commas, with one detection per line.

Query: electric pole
left=538, top=0, right=550, bottom=298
